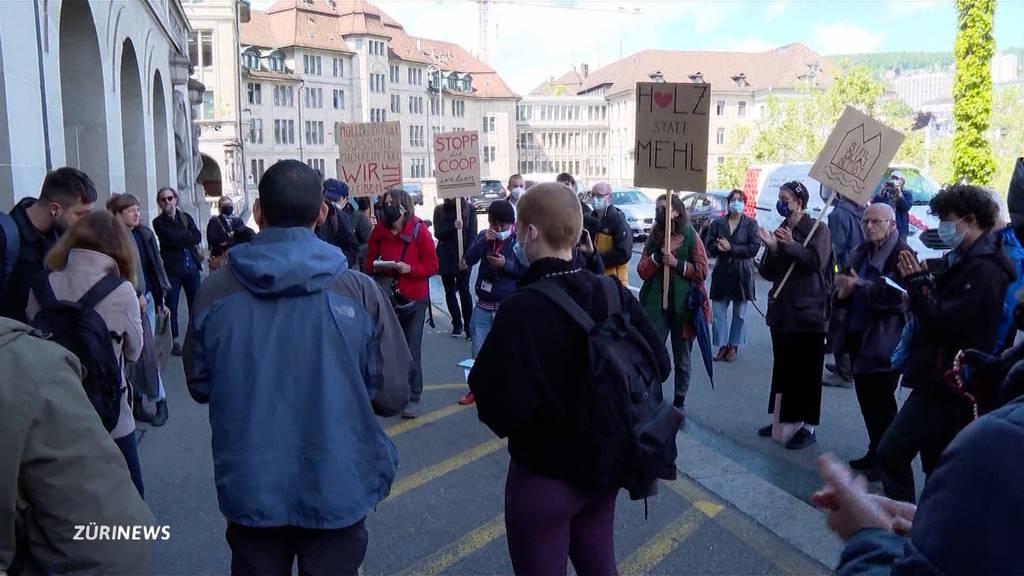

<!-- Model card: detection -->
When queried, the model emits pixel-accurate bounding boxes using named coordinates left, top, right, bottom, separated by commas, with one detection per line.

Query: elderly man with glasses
left=832, top=202, right=909, bottom=480
left=153, top=187, right=203, bottom=356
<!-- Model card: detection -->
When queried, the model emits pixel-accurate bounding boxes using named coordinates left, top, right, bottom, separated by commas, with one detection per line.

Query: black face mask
left=221, top=205, right=234, bottom=217
left=382, top=205, right=402, bottom=228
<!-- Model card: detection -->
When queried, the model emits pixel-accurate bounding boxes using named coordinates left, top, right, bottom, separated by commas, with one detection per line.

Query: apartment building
left=239, top=0, right=518, bottom=192
left=518, top=43, right=832, bottom=187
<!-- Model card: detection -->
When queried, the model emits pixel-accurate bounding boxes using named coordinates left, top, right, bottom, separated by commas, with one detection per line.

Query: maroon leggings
left=504, top=461, right=619, bottom=576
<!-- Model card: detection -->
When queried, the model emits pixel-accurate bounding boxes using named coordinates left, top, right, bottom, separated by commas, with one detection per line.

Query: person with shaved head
left=832, top=201, right=909, bottom=480
left=587, top=181, right=633, bottom=285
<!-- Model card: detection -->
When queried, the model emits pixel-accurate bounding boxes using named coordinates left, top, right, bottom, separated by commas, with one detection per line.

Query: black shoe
left=849, top=454, right=875, bottom=472
left=451, top=327, right=464, bottom=338
left=171, top=342, right=183, bottom=356
left=785, top=428, right=817, bottom=450
left=151, top=400, right=169, bottom=427
left=757, top=424, right=773, bottom=437
left=825, top=363, right=852, bottom=382
left=133, top=398, right=153, bottom=423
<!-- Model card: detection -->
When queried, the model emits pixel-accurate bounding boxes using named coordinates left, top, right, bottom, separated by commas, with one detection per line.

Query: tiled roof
left=242, top=0, right=517, bottom=99
left=530, top=69, right=584, bottom=96
left=243, top=68, right=299, bottom=82
left=577, top=43, right=832, bottom=96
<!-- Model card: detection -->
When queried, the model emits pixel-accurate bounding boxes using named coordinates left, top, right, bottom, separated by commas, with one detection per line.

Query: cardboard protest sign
left=337, top=121, right=402, bottom=197
left=810, top=106, right=905, bottom=206
left=434, top=131, right=481, bottom=199
left=633, top=82, right=711, bottom=192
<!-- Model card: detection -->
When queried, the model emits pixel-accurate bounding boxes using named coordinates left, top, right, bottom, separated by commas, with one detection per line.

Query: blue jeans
left=114, top=432, right=144, bottom=499
left=471, top=306, right=497, bottom=358
left=167, top=270, right=202, bottom=342
left=712, top=300, right=748, bottom=348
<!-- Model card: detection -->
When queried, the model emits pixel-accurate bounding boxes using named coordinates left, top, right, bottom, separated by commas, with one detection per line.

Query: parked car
left=744, top=162, right=945, bottom=260
left=610, top=187, right=656, bottom=239
left=680, top=191, right=730, bottom=243
left=470, top=179, right=506, bottom=213
left=395, top=182, right=424, bottom=206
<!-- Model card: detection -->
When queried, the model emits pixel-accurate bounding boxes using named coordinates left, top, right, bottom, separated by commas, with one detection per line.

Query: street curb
left=675, top=432, right=841, bottom=569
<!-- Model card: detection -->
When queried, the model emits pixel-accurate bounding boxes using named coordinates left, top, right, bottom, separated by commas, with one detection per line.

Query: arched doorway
left=200, top=153, right=222, bottom=198
left=152, top=71, right=171, bottom=203
left=120, top=40, right=145, bottom=204
left=59, top=0, right=109, bottom=195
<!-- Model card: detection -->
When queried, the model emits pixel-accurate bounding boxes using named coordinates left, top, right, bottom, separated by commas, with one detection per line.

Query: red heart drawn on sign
left=654, top=92, right=673, bottom=109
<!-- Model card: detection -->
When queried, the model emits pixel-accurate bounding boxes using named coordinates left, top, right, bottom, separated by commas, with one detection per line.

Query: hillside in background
left=831, top=47, right=1023, bottom=77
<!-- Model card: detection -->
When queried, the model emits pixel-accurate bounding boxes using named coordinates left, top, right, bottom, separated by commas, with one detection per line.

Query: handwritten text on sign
left=434, top=131, right=481, bottom=199
left=633, top=82, right=711, bottom=192
left=338, top=121, right=402, bottom=197
left=809, top=106, right=904, bottom=205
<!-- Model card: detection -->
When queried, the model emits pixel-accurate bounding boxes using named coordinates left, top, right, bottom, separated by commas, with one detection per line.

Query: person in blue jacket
left=183, top=160, right=411, bottom=576
left=457, top=200, right=523, bottom=405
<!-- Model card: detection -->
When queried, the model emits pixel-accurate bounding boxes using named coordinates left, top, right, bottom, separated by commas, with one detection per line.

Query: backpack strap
left=398, top=222, right=421, bottom=264
left=597, top=274, right=621, bottom=318
left=30, top=271, right=58, bottom=309
left=78, top=274, right=127, bottom=310
left=529, top=278, right=596, bottom=332
left=0, top=213, right=19, bottom=280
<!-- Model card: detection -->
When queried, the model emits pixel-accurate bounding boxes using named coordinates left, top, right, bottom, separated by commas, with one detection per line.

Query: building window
left=409, top=125, right=424, bottom=148
left=408, top=96, right=423, bottom=114
left=250, top=158, right=265, bottom=183
left=333, top=89, right=345, bottom=110
left=306, top=158, right=325, bottom=174
left=368, top=40, right=387, bottom=56
left=717, top=156, right=726, bottom=166
left=242, top=50, right=260, bottom=70
left=273, top=85, right=294, bottom=107
left=370, top=108, right=387, bottom=123
left=483, top=146, right=496, bottom=164
left=370, top=73, right=385, bottom=93
left=738, top=101, right=747, bottom=117
left=410, top=158, right=426, bottom=178
left=201, top=31, right=213, bottom=68
left=304, top=87, right=323, bottom=109
left=450, top=100, right=465, bottom=118
left=274, top=119, right=295, bottom=144
left=716, top=127, right=725, bottom=145
left=268, top=52, right=285, bottom=72
left=407, top=67, right=422, bottom=85
left=305, top=120, right=324, bottom=145
left=202, top=90, right=214, bottom=119
left=355, top=39, right=364, bottom=51
left=249, top=118, right=263, bottom=144
left=391, top=94, right=401, bottom=114
left=430, top=97, right=440, bottom=116
left=303, top=54, right=322, bottom=75
left=482, top=116, right=495, bottom=133
left=390, top=65, right=400, bottom=83
left=247, top=82, right=262, bottom=105
left=189, top=30, right=215, bottom=69
left=716, top=99, right=725, bottom=116
left=332, top=58, right=344, bottom=77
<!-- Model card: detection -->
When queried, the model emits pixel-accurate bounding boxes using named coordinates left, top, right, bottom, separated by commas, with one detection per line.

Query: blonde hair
left=45, top=210, right=137, bottom=284
left=516, top=182, right=582, bottom=250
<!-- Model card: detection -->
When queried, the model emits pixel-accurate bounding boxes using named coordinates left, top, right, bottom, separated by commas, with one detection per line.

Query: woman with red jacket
left=366, top=188, right=439, bottom=419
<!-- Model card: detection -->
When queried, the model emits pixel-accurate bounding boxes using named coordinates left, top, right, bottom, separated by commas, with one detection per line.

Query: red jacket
left=365, top=216, right=438, bottom=301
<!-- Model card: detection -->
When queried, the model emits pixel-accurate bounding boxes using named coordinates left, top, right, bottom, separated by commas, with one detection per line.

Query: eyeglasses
left=861, top=218, right=893, bottom=227
left=158, top=195, right=174, bottom=203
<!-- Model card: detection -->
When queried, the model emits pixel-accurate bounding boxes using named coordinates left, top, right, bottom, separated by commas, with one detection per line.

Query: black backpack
left=31, top=273, right=127, bottom=432
left=529, top=275, right=683, bottom=500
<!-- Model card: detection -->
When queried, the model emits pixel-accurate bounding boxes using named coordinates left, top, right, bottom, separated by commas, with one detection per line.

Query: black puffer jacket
left=758, top=214, right=832, bottom=334
left=903, top=231, right=1015, bottom=392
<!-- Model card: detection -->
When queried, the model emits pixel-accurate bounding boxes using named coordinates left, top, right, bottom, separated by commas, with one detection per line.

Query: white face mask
left=510, top=187, right=525, bottom=201
left=495, top=229, right=512, bottom=241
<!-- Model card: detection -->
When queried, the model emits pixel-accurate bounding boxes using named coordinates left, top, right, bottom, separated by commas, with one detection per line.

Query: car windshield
left=871, top=168, right=940, bottom=206
left=612, top=191, right=649, bottom=205
left=683, top=193, right=724, bottom=212
left=481, top=181, right=502, bottom=192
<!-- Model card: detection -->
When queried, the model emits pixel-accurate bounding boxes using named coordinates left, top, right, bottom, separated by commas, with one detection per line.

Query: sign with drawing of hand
left=434, top=131, right=481, bottom=199
left=633, top=82, right=711, bottom=192
left=810, top=106, right=905, bottom=205
left=337, top=121, right=402, bottom=197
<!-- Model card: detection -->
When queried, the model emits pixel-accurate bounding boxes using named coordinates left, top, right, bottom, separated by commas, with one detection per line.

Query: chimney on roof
left=649, top=70, right=665, bottom=83
left=581, top=63, right=589, bottom=78
left=688, top=71, right=704, bottom=84
left=732, top=72, right=748, bottom=88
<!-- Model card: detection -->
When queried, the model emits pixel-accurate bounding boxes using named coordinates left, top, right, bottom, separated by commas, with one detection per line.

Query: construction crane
left=473, top=0, right=642, bottom=64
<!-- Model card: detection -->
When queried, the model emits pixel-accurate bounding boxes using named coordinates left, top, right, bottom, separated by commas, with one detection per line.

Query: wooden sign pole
left=455, top=199, right=465, bottom=261
left=770, top=189, right=838, bottom=300
left=663, top=190, right=672, bottom=310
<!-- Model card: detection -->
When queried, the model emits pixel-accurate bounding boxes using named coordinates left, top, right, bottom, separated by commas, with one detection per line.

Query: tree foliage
left=713, top=125, right=752, bottom=190
left=952, top=0, right=997, bottom=185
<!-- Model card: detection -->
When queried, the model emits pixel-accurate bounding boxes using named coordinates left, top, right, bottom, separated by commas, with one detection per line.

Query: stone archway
left=59, top=0, right=109, bottom=195
left=119, top=40, right=146, bottom=203
left=199, top=153, right=222, bottom=198
left=152, top=71, right=171, bottom=204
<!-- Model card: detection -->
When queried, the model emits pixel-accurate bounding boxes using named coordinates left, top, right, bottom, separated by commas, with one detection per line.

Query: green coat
left=0, top=318, right=153, bottom=574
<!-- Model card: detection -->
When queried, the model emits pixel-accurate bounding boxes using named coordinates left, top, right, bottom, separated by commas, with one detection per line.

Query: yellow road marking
left=665, top=478, right=827, bottom=575
left=389, top=438, right=506, bottom=499
left=618, top=505, right=714, bottom=575
left=422, top=383, right=469, bottom=391
left=385, top=404, right=469, bottom=438
left=399, top=515, right=506, bottom=576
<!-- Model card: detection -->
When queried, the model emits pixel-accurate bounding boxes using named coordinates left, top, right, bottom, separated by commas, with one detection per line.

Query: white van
left=743, top=163, right=946, bottom=260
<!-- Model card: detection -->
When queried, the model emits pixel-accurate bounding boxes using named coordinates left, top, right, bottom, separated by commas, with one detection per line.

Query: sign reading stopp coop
left=633, top=82, right=711, bottom=192
left=433, top=131, right=481, bottom=199
left=337, top=121, right=402, bottom=197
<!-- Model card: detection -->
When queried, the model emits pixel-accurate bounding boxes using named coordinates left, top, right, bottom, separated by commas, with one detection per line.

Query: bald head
left=863, top=202, right=897, bottom=246
left=591, top=181, right=612, bottom=197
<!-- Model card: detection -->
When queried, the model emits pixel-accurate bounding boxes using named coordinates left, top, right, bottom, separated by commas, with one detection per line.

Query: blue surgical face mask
left=938, top=218, right=966, bottom=249
left=776, top=200, right=791, bottom=218
left=729, top=200, right=744, bottom=214
left=592, top=196, right=607, bottom=210
left=513, top=238, right=530, bottom=267
left=495, top=229, right=512, bottom=241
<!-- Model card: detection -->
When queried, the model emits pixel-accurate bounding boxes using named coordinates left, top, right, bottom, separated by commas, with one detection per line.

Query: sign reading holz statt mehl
left=810, top=106, right=905, bottom=206
left=337, top=121, right=402, bottom=197
left=434, top=131, right=481, bottom=199
left=633, top=82, right=711, bottom=192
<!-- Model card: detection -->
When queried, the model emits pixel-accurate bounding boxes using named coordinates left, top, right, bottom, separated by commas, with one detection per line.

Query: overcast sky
left=250, top=0, right=1024, bottom=95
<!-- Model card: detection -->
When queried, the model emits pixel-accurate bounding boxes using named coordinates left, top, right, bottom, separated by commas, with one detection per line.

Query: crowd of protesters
left=2, top=156, right=1024, bottom=575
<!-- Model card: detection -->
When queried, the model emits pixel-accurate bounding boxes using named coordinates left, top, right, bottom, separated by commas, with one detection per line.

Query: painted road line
left=389, top=437, right=506, bottom=499
left=666, top=478, right=827, bottom=575
left=399, top=515, right=506, bottom=576
left=385, top=404, right=469, bottom=438
left=617, top=504, right=718, bottom=575
left=422, top=383, right=469, bottom=391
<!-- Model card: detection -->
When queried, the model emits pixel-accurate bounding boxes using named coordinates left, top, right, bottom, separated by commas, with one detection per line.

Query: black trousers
left=853, top=371, right=899, bottom=457
left=226, top=519, right=368, bottom=576
left=876, top=389, right=968, bottom=503
left=441, top=271, right=472, bottom=333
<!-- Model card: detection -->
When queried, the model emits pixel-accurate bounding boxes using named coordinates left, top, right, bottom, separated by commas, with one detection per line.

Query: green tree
left=990, top=86, right=1024, bottom=195
left=952, top=0, right=997, bottom=184
left=713, top=125, right=752, bottom=190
